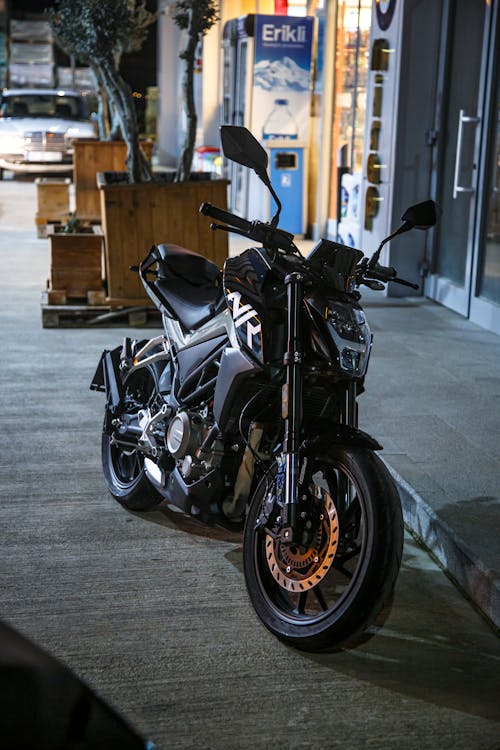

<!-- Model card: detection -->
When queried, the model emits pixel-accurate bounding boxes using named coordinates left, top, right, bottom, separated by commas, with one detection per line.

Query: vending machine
left=222, top=14, right=314, bottom=235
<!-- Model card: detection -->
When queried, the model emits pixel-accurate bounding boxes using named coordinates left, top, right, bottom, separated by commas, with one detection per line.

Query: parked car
left=0, top=88, right=97, bottom=177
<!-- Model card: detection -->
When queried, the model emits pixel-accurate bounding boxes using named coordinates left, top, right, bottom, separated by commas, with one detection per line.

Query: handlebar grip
left=374, top=263, right=397, bottom=278
left=393, top=277, right=420, bottom=290
left=200, top=202, right=252, bottom=233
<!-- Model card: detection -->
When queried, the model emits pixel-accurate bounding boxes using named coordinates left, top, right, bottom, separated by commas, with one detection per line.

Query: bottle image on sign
left=262, top=99, right=298, bottom=140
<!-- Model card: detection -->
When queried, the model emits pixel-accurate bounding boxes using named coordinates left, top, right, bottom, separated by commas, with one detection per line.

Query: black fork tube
left=339, top=380, right=358, bottom=508
left=281, top=272, right=304, bottom=542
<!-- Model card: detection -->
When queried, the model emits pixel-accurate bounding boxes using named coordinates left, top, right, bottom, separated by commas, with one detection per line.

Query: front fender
left=301, top=421, right=383, bottom=453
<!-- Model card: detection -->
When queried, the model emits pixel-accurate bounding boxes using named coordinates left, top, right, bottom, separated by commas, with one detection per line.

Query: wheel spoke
left=298, top=591, right=308, bottom=614
left=333, top=562, right=354, bottom=580
left=116, top=447, right=140, bottom=482
left=312, top=584, right=329, bottom=611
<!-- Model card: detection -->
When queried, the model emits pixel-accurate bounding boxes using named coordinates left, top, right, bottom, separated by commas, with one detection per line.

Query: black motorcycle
left=91, top=126, right=438, bottom=652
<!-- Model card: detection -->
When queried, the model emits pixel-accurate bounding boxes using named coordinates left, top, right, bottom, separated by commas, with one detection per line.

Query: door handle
left=453, top=109, right=481, bottom=199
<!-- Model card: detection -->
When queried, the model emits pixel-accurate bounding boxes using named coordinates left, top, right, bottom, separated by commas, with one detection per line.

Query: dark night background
left=5, top=0, right=158, bottom=127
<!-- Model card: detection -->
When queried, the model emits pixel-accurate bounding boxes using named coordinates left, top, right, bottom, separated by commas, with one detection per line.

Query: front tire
left=243, top=446, right=403, bottom=652
left=101, top=367, right=162, bottom=511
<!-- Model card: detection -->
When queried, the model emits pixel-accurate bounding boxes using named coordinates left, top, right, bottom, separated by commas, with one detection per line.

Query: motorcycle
left=90, top=125, right=438, bottom=652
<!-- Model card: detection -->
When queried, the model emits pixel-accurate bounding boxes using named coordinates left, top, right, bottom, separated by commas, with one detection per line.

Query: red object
left=274, top=0, right=288, bottom=14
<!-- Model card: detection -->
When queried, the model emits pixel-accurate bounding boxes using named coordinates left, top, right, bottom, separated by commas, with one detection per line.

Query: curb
left=385, top=462, right=500, bottom=631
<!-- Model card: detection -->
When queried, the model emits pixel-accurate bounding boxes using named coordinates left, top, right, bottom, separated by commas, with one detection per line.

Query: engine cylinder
left=166, top=411, right=201, bottom=459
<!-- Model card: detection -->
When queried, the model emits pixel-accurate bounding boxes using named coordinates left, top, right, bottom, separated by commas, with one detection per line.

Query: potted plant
left=48, top=0, right=228, bottom=308
left=48, top=0, right=155, bottom=222
left=48, top=0, right=155, bottom=181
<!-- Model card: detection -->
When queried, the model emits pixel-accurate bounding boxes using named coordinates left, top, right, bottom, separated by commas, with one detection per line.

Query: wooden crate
left=47, top=225, right=104, bottom=302
left=73, top=139, right=154, bottom=222
left=99, top=178, right=229, bottom=307
left=35, top=177, right=71, bottom=237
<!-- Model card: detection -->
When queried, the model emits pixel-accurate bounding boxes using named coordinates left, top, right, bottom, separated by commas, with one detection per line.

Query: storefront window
left=329, top=1, right=371, bottom=227
left=479, top=60, right=500, bottom=305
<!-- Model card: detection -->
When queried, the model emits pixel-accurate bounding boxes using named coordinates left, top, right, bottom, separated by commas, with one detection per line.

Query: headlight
left=326, top=302, right=372, bottom=377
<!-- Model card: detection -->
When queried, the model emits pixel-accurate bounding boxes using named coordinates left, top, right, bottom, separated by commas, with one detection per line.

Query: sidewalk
left=359, top=292, right=500, bottom=630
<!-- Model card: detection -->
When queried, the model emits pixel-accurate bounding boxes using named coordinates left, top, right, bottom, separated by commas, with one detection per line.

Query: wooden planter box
left=98, top=177, right=229, bottom=307
left=47, top=225, right=104, bottom=305
left=73, top=139, right=154, bottom=222
left=35, top=177, right=71, bottom=238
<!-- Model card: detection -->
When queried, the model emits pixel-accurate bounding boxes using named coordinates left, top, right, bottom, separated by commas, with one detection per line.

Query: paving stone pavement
left=0, top=178, right=499, bottom=749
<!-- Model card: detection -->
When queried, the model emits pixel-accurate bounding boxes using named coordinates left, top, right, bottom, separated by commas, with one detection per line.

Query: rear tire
left=243, top=446, right=403, bottom=652
left=101, top=367, right=163, bottom=511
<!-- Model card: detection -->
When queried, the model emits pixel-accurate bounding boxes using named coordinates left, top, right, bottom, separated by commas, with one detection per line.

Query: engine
left=166, top=409, right=223, bottom=481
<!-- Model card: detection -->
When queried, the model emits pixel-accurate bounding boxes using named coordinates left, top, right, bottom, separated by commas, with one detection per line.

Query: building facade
left=157, top=0, right=500, bottom=334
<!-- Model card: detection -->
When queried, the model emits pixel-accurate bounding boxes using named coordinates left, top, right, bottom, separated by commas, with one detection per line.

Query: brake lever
left=392, top=277, right=419, bottom=290
left=362, top=279, right=385, bottom=291
left=210, top=222, right=251, bottom=241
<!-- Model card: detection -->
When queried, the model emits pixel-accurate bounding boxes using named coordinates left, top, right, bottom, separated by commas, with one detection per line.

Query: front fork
left=281, top=272, right=304, bottom=543
left=280, top=273, right=358, bottom=542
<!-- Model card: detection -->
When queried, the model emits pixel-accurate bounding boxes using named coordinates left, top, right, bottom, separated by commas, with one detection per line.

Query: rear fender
left=89, top=346, right=123, bottom=413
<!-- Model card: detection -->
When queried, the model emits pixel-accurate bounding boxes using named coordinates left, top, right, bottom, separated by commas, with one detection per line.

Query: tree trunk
left=175, top=25, right=198, bottom=182
left=92, top=66, right=109, bottom=140
left=108, top=98, right=123, bottom=141
left=100, top=61, right=152, bottom=183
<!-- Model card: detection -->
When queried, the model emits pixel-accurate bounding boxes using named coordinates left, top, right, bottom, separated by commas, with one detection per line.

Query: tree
left=172, top=0, right=219, bottom=182
left=47, top=0, right=156, bottom=183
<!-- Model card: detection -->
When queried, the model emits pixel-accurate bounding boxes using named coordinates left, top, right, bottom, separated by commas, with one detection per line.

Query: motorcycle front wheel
left=101, top=367, right=162, bottom=511
left=243, top=446, right=403, bottom=652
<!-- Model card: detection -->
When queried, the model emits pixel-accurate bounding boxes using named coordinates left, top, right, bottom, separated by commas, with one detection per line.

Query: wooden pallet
left=41, top=300, right=162, bottom=328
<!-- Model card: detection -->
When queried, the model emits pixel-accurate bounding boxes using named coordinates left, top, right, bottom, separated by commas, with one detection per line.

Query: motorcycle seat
left=153, top=243, right=225, bottom=331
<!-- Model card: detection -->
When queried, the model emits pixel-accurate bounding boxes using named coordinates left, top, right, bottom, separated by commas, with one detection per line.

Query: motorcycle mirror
left=368, top=199, right=440, bottom=269
left=220, top=125, right=283, bottom=228
left=220, top=125, right=268, bottom=176
left=401, top=199, right=440, bottom=230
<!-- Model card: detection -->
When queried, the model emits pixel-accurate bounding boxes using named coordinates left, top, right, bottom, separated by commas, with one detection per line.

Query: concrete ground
left=0, top=177, right=499, bottom=749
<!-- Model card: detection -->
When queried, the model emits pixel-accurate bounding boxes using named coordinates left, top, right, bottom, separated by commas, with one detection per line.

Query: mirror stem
left=368, top=221, right=412, bottom=268
left=259, top=170, right=282, bottom=227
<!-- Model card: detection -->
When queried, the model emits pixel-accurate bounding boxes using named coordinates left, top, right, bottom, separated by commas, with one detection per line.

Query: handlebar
left=200, top=202, right=253, bottom=234
left=357, top=260, right=419, bottom=291
left=370, top=263, right=397, bottom=279
left=199, top=202, right=297, bottom=254
left=200, top=204, right=419, bottom=290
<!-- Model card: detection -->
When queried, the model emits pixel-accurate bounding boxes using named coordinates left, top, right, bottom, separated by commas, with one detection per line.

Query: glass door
left=470, top=1, right=500, bottom=333
left=426, top=0, right=494, bottom=317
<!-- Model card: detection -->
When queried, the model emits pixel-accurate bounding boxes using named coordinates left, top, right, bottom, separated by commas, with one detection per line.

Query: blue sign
left=254, top=15, right=314, bottom=68
left=251, top=15, right=314, bottom=143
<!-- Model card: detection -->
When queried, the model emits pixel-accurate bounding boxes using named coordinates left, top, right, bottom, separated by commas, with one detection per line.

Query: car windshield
left=1, top=94, right=85, bottom=119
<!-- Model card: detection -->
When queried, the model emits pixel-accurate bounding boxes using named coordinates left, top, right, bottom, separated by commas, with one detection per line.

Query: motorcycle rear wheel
left=101, top=367, right=163, bottom=511
left=243, top=446, right=403, bottom=652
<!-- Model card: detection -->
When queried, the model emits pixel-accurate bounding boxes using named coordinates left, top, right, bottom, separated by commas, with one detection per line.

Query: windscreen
left=1, top=93, right=85, bottom=119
